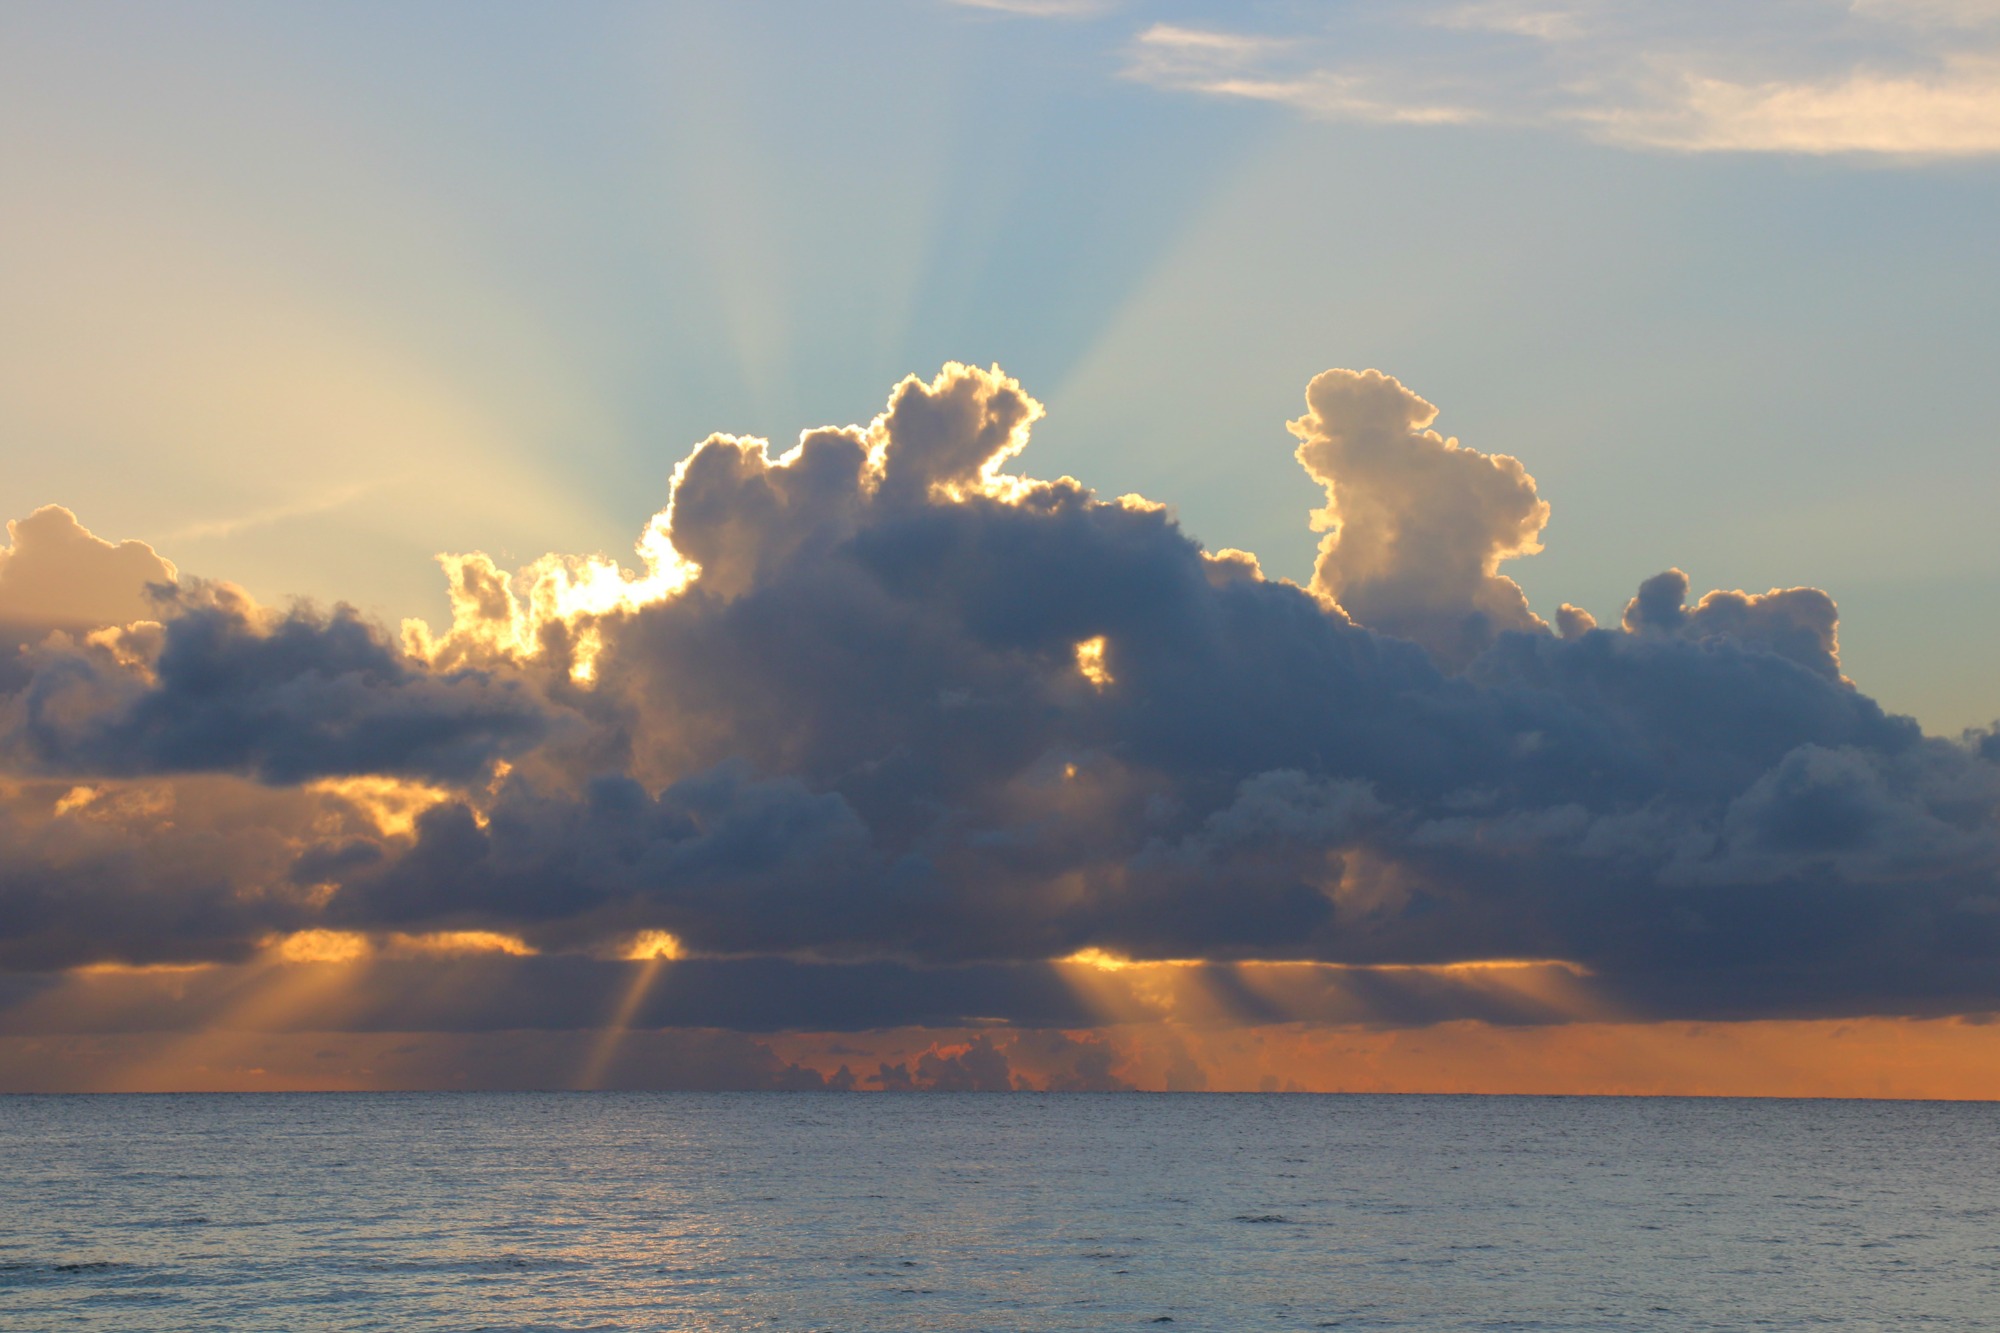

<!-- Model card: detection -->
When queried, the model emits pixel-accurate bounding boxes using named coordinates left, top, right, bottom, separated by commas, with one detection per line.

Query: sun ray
left=574, top=932, right=685, bottom=1089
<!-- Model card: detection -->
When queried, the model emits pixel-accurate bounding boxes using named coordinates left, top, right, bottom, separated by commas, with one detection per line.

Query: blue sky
left=3, top=0, right=1996, bottom=731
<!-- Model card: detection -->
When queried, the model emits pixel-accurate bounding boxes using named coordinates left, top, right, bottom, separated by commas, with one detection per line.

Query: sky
left=2, top=0, right=1998, bottom=1094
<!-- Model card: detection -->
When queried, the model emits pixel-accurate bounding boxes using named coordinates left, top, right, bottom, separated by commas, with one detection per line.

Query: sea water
left=1, top=1092, right=1994, bottom=1331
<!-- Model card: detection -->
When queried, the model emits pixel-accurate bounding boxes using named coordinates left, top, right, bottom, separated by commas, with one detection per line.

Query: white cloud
left=0, top=506, right=176, bottom=629
left=1124, top=24, right=1481, bottom=126
left=1115, top=1, right=2000, bottom=157
left=1590, top=58, right=2000, bottom=155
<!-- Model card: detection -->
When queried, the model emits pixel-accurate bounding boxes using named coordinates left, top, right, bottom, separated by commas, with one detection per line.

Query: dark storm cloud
left=3, top=364, right=1997, bottom=1025
left=0, top=776, right=333, bottom=972
left=3, top=585, right=552, bottom=784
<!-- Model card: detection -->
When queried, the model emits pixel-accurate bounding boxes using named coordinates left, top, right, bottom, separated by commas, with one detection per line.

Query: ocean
left=1, top=1092, right=1994, bottom=1330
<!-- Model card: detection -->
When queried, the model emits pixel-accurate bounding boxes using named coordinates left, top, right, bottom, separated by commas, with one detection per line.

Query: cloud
left=0, top=506, right=175, bottom=631
left=15, top=1016, right=2000, bottom=1094
left=2, top=581, right=553, bottom=785
left=166, top=482, right=375, bottom=544
left=1124, top=24, right=1479, bottom=127
left=0, top=774, right=391, bottom=971
left=1292, top=368, right=1548, bottom=668
left=867, top=1030, right=1129, bottom=1090
left=1116, top=3, right=2000, bottom=157
left=0, top=362, right=1997, bottom=1040
left=1619, top=568, right=1844, bottom=682
left=1589, top=60, right=2000, bottom=155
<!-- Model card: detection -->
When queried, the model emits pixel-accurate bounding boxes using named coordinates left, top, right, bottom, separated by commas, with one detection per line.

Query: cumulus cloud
left=1292, top=368, right=1548, bottom=668
left=0, top=506, right=177, bottom=631
left=1, top=362, right=1997, bottom=1039
left=1620, top=568, right=1844, bottom=682
left=0, top=507, right=179, bottom=700
left=1115, top=2, right=2000, bottom=157
left=3, top=584, right=552, bottom=785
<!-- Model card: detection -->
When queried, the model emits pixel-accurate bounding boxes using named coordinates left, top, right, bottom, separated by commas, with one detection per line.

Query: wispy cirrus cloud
left=947, top=0, right=1123, bottom=18
left=1591, top=56, right=2000, bottom=154
left=1111, top=1, right=2000, bottom=156
left=165, top=482, right=378, bottom=544
left=1123, top=24, right=1482, bottom=126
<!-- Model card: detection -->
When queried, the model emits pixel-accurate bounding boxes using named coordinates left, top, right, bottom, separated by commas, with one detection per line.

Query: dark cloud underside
left=1, top=364, right=1995, bottom=1030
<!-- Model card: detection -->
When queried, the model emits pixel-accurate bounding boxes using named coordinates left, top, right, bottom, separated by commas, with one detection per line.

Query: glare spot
left=1064, top=946, right=1133, bottom=971
left=384, top=931, right=535, bottom=958
left=310, top=775, right=452, bottom=838
left=270, top=930, right=371, bottom=964
left=403, top=510, right=699, bottom=686
left=1075, top=636, right=1113, bottom=689
left=622, top=930, right=685, bottom=961
left=1060, top=947, right=1201, bottom=971
left=53, top=785, right=100, bottom=817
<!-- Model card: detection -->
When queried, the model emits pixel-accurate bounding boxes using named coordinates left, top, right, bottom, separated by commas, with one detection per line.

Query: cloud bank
left=2, top=364, right=1997, bottom=1064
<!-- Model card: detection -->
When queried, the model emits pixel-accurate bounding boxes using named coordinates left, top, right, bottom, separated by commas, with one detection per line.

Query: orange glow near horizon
left=7, top=944, right=1996, bottom=1097
left=7, top=1016, right=2000, bottom=1098
left=764, top=1016, right=2000, bottom=1100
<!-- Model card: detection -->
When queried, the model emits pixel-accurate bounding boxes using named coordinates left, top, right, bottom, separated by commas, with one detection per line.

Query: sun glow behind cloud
left=1055, top=952, right=1604, bottom=1028
left=3, top=353, right=1999, bottom=1094
left=403, top=514, right=699, bottom=683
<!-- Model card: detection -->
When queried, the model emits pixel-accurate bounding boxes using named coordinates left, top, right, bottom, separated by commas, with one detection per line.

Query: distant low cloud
left=1, top=363, right=1997, bottom=1033
left=1114, top=1, right=2000, bottom=157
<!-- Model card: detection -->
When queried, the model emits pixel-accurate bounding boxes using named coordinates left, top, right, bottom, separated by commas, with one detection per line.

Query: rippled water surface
left=2, top=1093, right=1996, bottom=1330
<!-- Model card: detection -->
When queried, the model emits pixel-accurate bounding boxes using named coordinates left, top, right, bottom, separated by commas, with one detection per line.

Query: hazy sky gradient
left=5, top=1, right=1996, bottom=729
